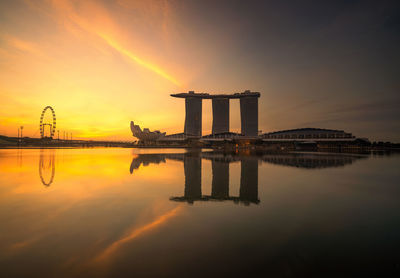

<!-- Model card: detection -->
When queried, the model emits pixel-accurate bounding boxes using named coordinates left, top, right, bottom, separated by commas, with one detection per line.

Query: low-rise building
left=262, top=128, right=354, bottom=140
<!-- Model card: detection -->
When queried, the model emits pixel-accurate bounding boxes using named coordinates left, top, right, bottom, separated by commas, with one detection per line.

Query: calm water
left=0, top=148, right=399, bottom=277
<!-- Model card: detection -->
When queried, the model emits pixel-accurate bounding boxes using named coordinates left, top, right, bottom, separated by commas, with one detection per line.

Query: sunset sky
left=0, top=0, right=399, bottom=141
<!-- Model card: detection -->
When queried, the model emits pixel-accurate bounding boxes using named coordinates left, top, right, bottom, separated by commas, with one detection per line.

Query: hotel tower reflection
left=171, top=152, right=260, bottom=205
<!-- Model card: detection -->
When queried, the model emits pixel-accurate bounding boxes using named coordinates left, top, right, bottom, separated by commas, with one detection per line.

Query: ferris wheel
left=40, top=106, right=56, bottom=139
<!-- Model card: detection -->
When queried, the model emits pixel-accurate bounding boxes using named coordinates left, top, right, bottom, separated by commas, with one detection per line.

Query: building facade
left=262, top=128, right=354, bottom=140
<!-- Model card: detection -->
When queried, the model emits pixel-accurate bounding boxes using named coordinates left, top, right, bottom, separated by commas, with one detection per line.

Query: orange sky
left=0, top=0, right=192, bottom=140
left=1, top=0, right=399, bottom=141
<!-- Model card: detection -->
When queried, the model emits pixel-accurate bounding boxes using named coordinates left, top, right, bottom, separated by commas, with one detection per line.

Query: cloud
left=116, top=0, right=174, bottom=41
left=46, top=0, right=181, bottom=86
left=0, top=34, right=43, bottom=57
left=92, top=205, right=183, bottom=263
left=97, top=32, right=180, bottom=86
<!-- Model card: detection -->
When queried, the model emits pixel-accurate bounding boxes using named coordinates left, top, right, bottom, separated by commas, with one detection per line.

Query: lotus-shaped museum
left=130, top=121, right=166, bottom=141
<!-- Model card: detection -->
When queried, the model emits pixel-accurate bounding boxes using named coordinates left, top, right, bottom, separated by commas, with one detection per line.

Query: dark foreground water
left=0, top=148, right=399, bottom=277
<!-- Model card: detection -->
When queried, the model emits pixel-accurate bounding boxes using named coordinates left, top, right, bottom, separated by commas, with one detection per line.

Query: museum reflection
left=130, top=151, right=369, bottom=205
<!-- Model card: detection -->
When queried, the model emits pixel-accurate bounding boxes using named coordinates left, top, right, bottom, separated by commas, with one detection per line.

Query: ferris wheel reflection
left=39, top=149, right=55, bottom=187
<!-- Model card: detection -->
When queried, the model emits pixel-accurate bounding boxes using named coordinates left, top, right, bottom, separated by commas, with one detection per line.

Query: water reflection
left=129, top=153, right=166, bottom=173
left=130, top=151, right=369, bottom=205
left=129, top=151, right=368, bottom=172
left=1, top=148, right=399, bottom=277
left=38, top=149, right=55, bottom=186
left=261, top=152, right=368, bottom=169
left=130, top=152, right=260, bottom=205
left=172, top=153, right=260, bottom=205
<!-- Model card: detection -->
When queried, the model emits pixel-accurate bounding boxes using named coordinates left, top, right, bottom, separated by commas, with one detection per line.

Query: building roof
left=264, top=128, right=349, bottom=135
left=164, top=132, right=185, bottom=138
left=202, top=132, right=240, bottom=138
left=171, top=90, right=260, bottom=99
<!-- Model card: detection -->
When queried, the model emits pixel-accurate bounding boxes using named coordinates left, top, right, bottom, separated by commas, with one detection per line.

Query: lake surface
left=0, top=148, right=399, bottom=277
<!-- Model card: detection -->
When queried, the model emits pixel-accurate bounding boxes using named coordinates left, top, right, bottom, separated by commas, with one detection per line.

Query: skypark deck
left=170, top=90, right=260, bottom=99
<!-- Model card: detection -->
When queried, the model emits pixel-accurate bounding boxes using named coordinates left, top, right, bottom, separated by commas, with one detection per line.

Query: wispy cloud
left=92, top=205, right=182, bottom=263
left=58, top=0, right=179, bottom=86
left=0, top=34, right=43, bottom=57
left=24, top=0, right=180, bottom=86
left=99, top=32, right=180, bottom=86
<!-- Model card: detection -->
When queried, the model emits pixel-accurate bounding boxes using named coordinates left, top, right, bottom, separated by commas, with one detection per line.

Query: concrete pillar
left=211, top=160, right=229, bottom=198
left=240, top=96, right=258, bottom=136
left=184, top=154, right=202, bottom=202
left=184, top=97, right=202, bottom=137
left=212, top=98, right=229, bottom=134
left=240, top=159, right=259, bottom=204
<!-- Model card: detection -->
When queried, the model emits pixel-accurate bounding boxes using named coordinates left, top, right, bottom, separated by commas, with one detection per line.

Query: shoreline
left=1, top=145, right=399, bottom=155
